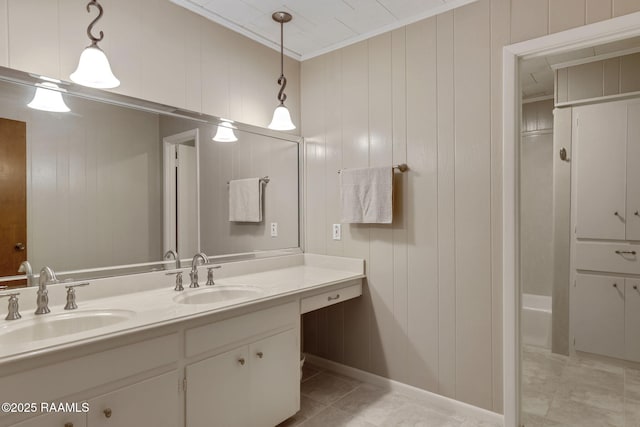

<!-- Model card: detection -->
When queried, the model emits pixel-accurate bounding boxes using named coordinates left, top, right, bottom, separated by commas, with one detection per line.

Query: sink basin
left=0, top=310, right=135, bottom=344
left=173, top=286, right=263, bottom=305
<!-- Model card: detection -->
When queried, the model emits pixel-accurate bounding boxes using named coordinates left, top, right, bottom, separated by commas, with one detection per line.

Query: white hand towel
left=229, top=178, right=263, bottom=222
left=340, top=166, right=393, bottom=224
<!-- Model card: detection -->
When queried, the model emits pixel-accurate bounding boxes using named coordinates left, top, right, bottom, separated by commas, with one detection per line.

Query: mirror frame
left=0, top=66, right=304, bottom=284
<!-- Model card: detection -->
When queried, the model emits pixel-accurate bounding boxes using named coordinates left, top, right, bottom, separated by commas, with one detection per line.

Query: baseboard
left=304, top=354, right=504, bottom=426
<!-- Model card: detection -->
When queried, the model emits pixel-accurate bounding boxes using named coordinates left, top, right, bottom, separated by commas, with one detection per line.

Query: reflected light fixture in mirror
left=268, top=11, right=295, bottom=131
left=70, top=0, right=120, bottom=89
left=27, top=82, right=71, bottom=113
left=213, top=121, right=238, bottom=142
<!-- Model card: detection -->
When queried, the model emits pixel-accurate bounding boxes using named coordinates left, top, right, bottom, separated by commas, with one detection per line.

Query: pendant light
left=213, top=121, right=238, bottom=143
left=70, top=0, right=120, bottom=89
left=27, top=82, right=71, bottom=113
left=268, top=12, right=295, bottom=131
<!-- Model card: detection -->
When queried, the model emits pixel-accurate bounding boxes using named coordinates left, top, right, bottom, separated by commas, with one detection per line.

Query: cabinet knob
left=64, top=423, right=74, bottom=427
left=238, top=358, right=245, bottom=366
left=613, top=283, right=618, bottom=288
left=103, top=408, right=112, bottom=418
left=636, top=211, right=640, bottom=217
left=634, top=285, right=638, bottom=290
left=256, top=351, right=264, bottom=359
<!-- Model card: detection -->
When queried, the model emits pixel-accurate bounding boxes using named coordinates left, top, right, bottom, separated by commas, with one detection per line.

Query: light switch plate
left=271, top=222, right=278, bottom=237
left=332, top=224, right=341, bottom=240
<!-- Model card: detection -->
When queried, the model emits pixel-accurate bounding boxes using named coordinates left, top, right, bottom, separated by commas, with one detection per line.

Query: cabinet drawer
left=185, top=302, right=298, bottom=358
left=575, top=241, right=640, bottom=274
left=301, top=281, right=362, bottom=314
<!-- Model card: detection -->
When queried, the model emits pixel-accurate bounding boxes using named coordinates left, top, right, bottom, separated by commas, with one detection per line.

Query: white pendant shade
left=213, top=122, right=238, bottom=142
left=27, top=83, right=71, bottom=113
left=268, top=105, right=296, bottom=131
left=70, top=45, right=120, bottom=89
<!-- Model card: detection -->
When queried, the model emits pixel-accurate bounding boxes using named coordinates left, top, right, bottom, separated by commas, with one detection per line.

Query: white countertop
left=0, top=253, right=364, bottom=364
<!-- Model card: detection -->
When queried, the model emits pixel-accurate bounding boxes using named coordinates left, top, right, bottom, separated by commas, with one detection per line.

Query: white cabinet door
left=574, top=102, right=628, bottom=239
left=87, top=371, right=179, bottom=427
left=626, top=279, right=640, bottom=362
left=186, top=346, right=250, bottom=427
left=249, top=329, right=299, bottom=427
left=574, top=274, right=625, bottom=358
left=12, top=412, right=87, bottom=427
left=626, top=102, right=640, bottom=240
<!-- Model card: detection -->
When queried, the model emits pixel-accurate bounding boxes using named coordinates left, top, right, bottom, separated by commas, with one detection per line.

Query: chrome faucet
left=35, top=266, right=57, bottom=315
left=164, top=250, right=180, bottom=269
left=18, top=261, right=34, bottom=287
left=189, top=252, right=209, bottom=288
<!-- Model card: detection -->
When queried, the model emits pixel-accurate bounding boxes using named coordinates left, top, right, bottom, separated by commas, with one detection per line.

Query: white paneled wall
left=0, top=0, right=300, bottom=131
left=301, top=0, right=640, bottom=413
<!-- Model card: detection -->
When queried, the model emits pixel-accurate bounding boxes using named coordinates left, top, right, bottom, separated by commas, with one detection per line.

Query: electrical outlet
left=271, top=222, right=278, bottom=237
left=332, top=224, right=341, bottom=240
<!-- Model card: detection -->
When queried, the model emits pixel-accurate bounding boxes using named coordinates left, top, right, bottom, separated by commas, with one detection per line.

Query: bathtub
left=521, top=293, right=552, bottom=349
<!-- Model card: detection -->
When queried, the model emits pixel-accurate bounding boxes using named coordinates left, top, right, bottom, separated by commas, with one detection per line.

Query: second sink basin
left=173, top=285, right=263, bottom=305
left=0, top=310, right=135, bottom=344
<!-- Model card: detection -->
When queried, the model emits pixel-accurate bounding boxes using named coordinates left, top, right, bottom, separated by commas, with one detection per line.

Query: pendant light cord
left=277, top=17, right=287, bottom=106
left=86, top=0, right=104, bottom=47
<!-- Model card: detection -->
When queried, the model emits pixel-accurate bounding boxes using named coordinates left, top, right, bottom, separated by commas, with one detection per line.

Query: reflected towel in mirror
left=229, top=178, right=263, bottom=222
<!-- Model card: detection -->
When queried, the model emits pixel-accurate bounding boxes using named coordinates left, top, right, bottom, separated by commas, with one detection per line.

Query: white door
left=626, top=102, right=640, bottom=240
left=87, top=371, right=179, bottom=427
left=249, top=329, right=299, bottom=427
left=626, top=279, right=640, bottom=362
left=186, top=346, right=250, bottom=427
left=574, top=102, right=627, bottom=240
left=177, top=144, right=198, bottom=257
left=574, top=273, right=625, bottom=359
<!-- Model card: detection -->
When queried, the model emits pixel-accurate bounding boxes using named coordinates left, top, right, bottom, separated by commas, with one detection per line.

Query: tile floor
left=521, top=345, right=640, bottom=427
left=277, top=363, right=503, bottom=427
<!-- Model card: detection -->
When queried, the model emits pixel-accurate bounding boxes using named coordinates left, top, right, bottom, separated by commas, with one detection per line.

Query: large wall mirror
left=0, top=67, right=301, bottom=286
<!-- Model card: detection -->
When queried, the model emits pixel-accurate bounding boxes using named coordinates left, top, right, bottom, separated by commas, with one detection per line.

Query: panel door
left=574, top=273, right=625, bottom=359
left=87, top=371, right=179, bottom=427
left=626, top=279, right=640, bottom=362
left=11, top=412, right=86, bottom=427
left=249, top=329, right=299, bottom=427
left=574, top=102, right=627, bottom=239
left=626, top=102, right=640, bottom=240
left=186, top=346, right=250, bottom=427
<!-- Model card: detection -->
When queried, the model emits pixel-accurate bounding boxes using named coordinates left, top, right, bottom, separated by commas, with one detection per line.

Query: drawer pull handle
left=256, top=351, right=264, bottom=359
left=327, top=294, right=340, bottom=301
left=103, top=408, right=112, bottom=418
left=65, top=423, right=74, bottom=427
left=615, top=250, right=636, bottom=255
left=238, top=358, right=245, bottom=366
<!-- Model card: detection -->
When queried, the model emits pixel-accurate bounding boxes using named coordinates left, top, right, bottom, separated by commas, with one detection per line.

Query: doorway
left=0, top=118, right=27, bottom=287
left=163, top=129, right=200, bottom=260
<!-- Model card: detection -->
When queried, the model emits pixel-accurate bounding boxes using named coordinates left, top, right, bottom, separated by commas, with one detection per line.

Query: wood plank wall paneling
left=2, top=0, right=300, bottom=132
left=301, top=0, right=640, bottom=413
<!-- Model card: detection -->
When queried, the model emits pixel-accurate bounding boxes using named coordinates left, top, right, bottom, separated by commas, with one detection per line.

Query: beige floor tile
left=519, top=412, right=546, bottom=427
left=332, top=383, right=415, bottom=426
left=302, top=364, right=323, bottom=382
left=521, top=388, right=555, bottom=417
left=626, top=368, right=640, bottom=401
left=300, top=406, right=376, bottom=427
left=545, top=396, right=623, bottom=427
left=379, top=402, right=466, bottom=427
left=301, top=372, right=361, bottom=405
left=553, top=381, right=624, bottom=414
left=278, top=395, right=328, bottom=426
left=561, top=363, right=624, bottom=394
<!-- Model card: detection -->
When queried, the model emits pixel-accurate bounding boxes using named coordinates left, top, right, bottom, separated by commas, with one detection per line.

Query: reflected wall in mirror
left=518, top=36, right=640, bottom=427
left=0, top=68, right=300, bottom=285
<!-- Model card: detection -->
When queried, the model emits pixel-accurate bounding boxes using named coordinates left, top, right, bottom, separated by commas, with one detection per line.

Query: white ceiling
left=521, top=36, right=640, bottom=100
left=170, top=0, right=478, bottom=61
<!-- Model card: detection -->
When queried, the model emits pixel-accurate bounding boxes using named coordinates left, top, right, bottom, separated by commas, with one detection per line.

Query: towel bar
left=337, top=164, right=408, bottom=174
left=227, top=176, right=270, bottom=185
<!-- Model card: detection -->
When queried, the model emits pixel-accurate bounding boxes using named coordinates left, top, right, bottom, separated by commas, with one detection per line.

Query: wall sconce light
left=268, top=12, right=295, bottom=131
left=70, top=0, right=120, bottom=89
left=27, top=82, right=71, bottom=113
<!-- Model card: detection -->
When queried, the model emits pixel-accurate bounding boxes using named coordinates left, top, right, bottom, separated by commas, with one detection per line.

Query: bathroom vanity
left=0, top=253, right=364, bottom=427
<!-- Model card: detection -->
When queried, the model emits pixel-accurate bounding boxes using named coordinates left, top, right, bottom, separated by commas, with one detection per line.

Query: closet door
left=574, top=102, right=627, bottom=240
left=626, top=102, right=640, bottom=240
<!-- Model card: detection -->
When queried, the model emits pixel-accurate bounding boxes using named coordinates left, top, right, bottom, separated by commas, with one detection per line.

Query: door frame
left=163, top=128, right=201, bottom=256
left=502, top=12, right=640, bottom=427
